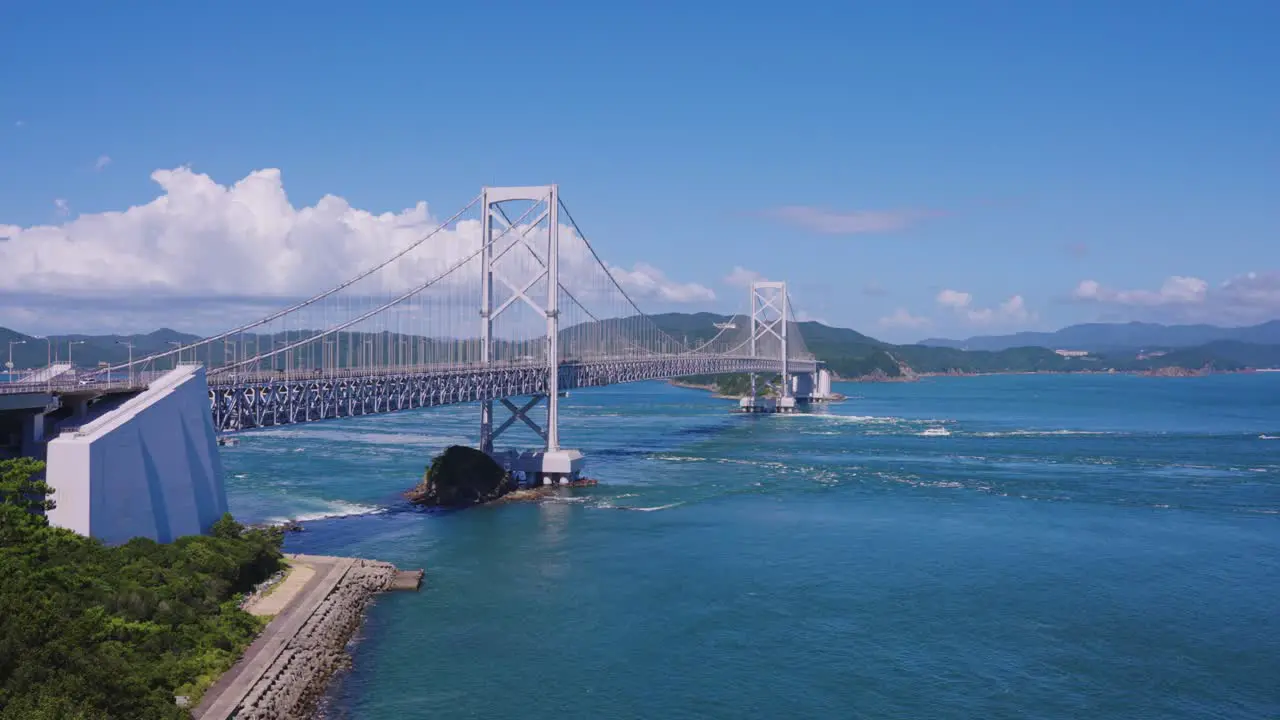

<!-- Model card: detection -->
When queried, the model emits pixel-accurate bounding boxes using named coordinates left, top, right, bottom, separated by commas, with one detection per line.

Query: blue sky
left=2, top=1, right=1277, bottom=341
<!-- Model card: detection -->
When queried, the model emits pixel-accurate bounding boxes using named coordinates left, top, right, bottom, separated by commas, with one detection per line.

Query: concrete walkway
left=244, top=559, right=317, bottom=617
left=194, top=555, right=354, bottom=720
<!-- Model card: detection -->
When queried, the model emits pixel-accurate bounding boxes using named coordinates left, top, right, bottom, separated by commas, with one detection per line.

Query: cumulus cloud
left=936, top=289, right=972, bottom=309
left=53, top=198, right=69, bottom=216
left=760, top=205, right=935, bottom=235
left=606, top=262, right=715, bottom=303
left=1072, top=273, right=1280, bottom=323
left=93, top=155, right=112, bottom=171
left=0, top=166, right=714, bottom=333
left=724, top=265, right=765, bottom=288
left=935, top=288, right=1034, bottom=325
left=878, top=308, right=931, bottom=329
left=1072, top=276, right=1207, bottom=306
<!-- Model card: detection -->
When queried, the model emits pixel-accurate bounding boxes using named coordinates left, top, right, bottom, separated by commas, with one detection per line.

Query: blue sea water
left=221, top=374, right=1280, bottom=719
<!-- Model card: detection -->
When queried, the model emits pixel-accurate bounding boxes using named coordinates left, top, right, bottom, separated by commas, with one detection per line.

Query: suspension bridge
left=6, top=185, right=830, bottom=542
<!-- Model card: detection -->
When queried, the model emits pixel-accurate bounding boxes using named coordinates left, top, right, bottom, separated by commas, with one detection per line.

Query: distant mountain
left=4, top=315, right=1279, bottom=380
left=920, top=320, right=1280, bottom=352
left=648, top=315, right=1280, bottom=376
left=0, top=327, right=204, bottom=370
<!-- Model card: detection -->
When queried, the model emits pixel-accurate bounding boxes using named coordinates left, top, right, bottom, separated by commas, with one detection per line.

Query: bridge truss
left=94, top=185, right=820, bottom=462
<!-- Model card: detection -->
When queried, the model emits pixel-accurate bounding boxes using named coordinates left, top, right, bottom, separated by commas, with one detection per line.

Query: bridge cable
left=95, top=193, right=484, bottom=376
left=210, top=197, right=544, bottom=375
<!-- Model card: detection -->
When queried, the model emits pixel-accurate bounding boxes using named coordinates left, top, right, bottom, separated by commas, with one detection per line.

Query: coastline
left=666, top=378, right=740, bottom=398
left=669, top=368, right=1258, bottom=394
left=195, top=554, right=421, bottom=720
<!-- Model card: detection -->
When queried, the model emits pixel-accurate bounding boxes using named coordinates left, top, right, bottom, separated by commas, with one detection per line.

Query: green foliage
left=0, top=460, right=282, bottom=719
left=408, top=445, right=511, bottom=506
left=823, top=350, right=904, bottom=378
left=0, top=457, right=54, bottom=514
left=677, top=373, right=778, bottom=397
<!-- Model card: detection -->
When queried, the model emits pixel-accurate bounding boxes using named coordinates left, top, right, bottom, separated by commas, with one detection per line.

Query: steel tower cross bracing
left=750, top=280, right=790, bottom=397
left=477, top=185, right=565, bottom=457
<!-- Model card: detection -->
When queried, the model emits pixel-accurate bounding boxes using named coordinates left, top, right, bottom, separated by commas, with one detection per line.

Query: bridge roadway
left=209, top=354, right=816, bottom=432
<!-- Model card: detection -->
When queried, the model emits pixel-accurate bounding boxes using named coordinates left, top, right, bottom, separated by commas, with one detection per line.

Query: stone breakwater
left=236, top=560, right=395, bottom=720
left=195, top=555, right=417, bottom=720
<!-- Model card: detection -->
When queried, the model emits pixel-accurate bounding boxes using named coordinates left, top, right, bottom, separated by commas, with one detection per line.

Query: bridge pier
left=492, top=447, right=585, bottom=485
left=792, top=366, right=836, bottom=404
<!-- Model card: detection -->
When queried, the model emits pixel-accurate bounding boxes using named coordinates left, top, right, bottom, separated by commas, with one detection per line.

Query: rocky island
left=404, top=445, right=515, bottom=507
left=404, top=445, right=598, bottom=508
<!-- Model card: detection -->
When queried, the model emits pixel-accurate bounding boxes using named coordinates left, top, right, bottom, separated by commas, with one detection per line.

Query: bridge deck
left=208, top=355, right=816, bottom=432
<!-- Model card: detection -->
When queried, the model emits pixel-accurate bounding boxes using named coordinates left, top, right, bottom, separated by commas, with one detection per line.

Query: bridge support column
left=477, top=185, right=584, bottom=483
left=479, top=186, right=495, bottom=455
left=738, top=281, right=796, bottom=413
left=794, top=366, right=835, bottom=404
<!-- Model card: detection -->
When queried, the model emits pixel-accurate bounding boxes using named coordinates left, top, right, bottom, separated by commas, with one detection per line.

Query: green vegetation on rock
left=0, top=458, right=283, bottom=720
left=404, top=445, right=513, bottom=507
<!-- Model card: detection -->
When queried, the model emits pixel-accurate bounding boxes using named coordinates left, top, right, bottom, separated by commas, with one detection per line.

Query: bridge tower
left=478, top=185, right=584, bottom=483
left=741, top=281, right=796, bottom=413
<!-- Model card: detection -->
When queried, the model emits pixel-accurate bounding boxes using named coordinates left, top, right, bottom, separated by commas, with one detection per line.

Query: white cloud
left=878, top=308, right=931, bottom=328
left=935, top=289, right=972, bottom=309
left=606, top=262, right=715, bottom=303
left=762, top=205, right=934, bottom=235
left=14, top=120, right=23, bottom=128
left=53, top=198, right=69, bottom=216
left=935, top=288, right=1035, bottom=325
left=724, top=265, right=764, bottom=288
left=1219, top=272, right=1280, bottom=314
left=0, top=166, right=713, bottom=333
left=1073, top=276, right=1207, bottom=306
left=93, top=155, right=112, bottom=171
left=1072, top=273, right=1280, bottom=323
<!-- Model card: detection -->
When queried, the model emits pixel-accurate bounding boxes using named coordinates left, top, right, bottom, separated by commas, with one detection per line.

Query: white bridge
left=10, top=185, right=833, bottom=543
left=83, top=185, right=828, bottom=480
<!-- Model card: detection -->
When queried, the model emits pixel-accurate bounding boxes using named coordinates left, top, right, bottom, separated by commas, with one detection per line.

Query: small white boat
left=920, top=427, right=951, bottom=437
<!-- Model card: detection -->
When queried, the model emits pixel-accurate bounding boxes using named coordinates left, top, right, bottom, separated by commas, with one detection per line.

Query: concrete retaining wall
left=45, top=365, right=228, bottom=544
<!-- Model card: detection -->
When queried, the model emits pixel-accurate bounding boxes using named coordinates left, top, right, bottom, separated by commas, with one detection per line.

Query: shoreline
left=666, top=379, right=739, bottom=398
left=670, top=369, right=1262, bottom=390
left=194, top=554, right=421, bottom=720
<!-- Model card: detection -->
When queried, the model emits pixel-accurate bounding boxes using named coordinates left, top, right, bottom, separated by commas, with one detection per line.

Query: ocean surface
left=221, top=374, right=1280, bottom=719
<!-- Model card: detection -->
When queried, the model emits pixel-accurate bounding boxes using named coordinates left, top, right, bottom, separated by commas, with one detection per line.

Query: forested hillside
left=0, top=458, right=282, bottom=719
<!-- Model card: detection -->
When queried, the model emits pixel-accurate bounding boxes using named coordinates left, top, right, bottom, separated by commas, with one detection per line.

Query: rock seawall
left=234, top=560, right=396, bottom=720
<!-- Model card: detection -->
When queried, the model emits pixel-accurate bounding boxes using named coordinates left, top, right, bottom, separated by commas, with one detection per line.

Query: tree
left=0, top=457, right=54, bottom=515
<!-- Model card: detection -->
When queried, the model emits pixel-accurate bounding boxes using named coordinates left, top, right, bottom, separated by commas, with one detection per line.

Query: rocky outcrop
left=234, top=560, right=396, bottom=720
left=404, top=445, right=514, bottom=507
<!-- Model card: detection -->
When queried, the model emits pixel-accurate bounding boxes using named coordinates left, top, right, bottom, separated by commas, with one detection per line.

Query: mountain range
left=4, top=316, right=1280, bottom=379
left=919, top=320, right=1280, bottom=352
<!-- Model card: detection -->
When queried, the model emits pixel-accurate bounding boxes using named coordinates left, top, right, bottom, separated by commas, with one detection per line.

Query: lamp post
left=116, top=340, right=134, bottom=386
left=68, top=340, right=85, bottom=367
left=33, top=337, right=51, bottom=389
left=6, top=340, right=25, bottom=383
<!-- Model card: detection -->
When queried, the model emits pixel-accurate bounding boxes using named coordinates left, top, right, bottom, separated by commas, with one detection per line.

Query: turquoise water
left=221, top=374, right=1280, bottom=719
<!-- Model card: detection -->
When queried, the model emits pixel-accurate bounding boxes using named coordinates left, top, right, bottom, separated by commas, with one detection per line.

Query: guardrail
left=0, top=369, right=167, bottom=395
